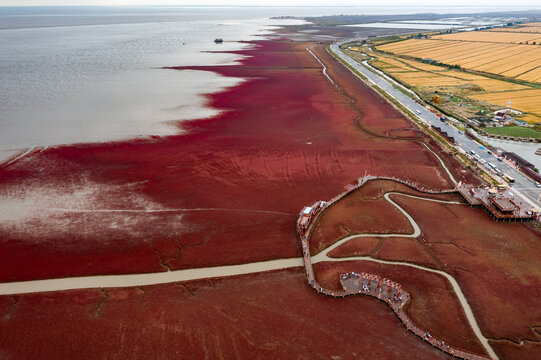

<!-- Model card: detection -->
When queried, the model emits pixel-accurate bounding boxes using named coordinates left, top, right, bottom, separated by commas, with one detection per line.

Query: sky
left=2, top=0, right=541, bottom=7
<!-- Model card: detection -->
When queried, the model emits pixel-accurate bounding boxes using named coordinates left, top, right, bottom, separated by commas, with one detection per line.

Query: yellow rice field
left=399, top=58, right=447, bottom=72
left=371, top=55, right=529, bottom=92
left=391, top=71, right=528, bottom=92
left=432, top=31, right=541, bottom=43
left=471, top=91, right=541, bottom=122
left=373, top=56, right=416, bottom=71
left=371, top=27, right=541, bottom=122
left=520, top=114, right=541, bottom=123
left=370, top=59, right=407, bottom=71
left=378, top=37, right=541, bottom=83
left=471, top=89, right=541, bottom=116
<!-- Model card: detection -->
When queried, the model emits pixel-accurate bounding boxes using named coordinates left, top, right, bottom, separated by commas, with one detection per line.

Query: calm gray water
left=1, top=6, right=540, bottom=150
left=0, top=9, right=295, bottom=149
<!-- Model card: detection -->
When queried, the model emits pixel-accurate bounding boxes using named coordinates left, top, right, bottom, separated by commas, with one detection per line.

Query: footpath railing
left=297, top=175, right=457, bottom=236
left=327, top=174, right=457, bottom=209
left=297, top=176, right=491, bottom=360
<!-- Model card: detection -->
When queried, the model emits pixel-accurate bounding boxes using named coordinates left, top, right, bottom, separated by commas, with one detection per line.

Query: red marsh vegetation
left=0, top=40, right=467, bottom=282
left=313, top=261, right=487, bottom=356
left=309, top=180, right=463, bottom=255
left=390, top=195, right=541, bottom=360
left=0, top=268, right=454, bottom=359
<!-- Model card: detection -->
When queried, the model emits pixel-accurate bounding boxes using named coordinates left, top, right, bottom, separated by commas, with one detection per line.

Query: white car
left=535, top=182, right=541, bottom=188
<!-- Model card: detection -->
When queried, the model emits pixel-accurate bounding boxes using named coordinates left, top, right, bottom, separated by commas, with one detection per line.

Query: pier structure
left=456, top=182, right=538, bottom=221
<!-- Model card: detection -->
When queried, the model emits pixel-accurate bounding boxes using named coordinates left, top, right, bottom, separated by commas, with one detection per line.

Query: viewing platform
left=457, top=183, right=538, bottom=221
left=336, top=272, right=489, bottom=360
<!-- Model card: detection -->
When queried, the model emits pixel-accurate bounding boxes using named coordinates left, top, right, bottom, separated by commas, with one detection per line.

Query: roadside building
left=502, top=152, right=534, bottom=170
left=521, top=167, right=541, bottom=183
left=489, top=197, right=517, bottom=216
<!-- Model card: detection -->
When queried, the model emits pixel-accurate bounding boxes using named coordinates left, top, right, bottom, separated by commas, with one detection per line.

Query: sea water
left=0, top=8, right=311, bottom=150
left=1, top=6, right=539, bottom=150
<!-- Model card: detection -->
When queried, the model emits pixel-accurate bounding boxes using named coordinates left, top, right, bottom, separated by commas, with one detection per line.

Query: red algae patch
left=490, top=339, right=541, bottom=360
left=163, top=211, right=299, bottom=271
left=309, top=196, right=412, bottom=254
left=0, top=167, right=186, bottom=281
left=313, top=261, right=487, bottom=356
left=310, top=45, right=417, bottom=139
left=327, top=236, right=442, bottom=270
left=0, top=268, right=452, bottom=359
left=373, top=237, right=442, bottom=269
left=309, top=180, right=462, bottom=255
left=425, top=139, right=481, bottom=186
left=391, top=195, right=541, bottom=354
left=327, top=236, right=382, bottom=257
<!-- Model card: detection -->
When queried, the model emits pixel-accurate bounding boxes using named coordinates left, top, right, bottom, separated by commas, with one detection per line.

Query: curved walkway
left=307, top=46, right=337, bottom=87
left=421, top=142, right=458, bottom=185
left=299, top=176, right=495, bottom=360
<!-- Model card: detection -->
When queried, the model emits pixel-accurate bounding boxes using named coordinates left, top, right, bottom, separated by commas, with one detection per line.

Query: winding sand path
left=0, top=193, right=454, bottom=298
left=421, top=142, right=458, bottom=185
left=312, top=192, right=461, bottom=253
left=307, top=46, right=337, bottom=87
left=0, top=257, right=304, bottom=296
left=304, top=49, right=493, bottom=358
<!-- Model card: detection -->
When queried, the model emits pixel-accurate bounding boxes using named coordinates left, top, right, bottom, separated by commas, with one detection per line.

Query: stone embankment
left=297, top=175, right=491, bottom=360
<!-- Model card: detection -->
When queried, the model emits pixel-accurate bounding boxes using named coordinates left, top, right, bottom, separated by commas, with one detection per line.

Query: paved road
left=330, top=42, right=541, bottom=209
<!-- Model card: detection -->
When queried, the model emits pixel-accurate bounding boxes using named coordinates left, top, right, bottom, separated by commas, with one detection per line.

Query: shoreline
left=0, top=18, right=298, bottom=151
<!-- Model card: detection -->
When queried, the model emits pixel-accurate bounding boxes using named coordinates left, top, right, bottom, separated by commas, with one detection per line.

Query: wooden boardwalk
left=298, top=175, right=492, bottom=360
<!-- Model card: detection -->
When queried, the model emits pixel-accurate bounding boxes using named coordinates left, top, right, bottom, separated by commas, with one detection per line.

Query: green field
left=483, top=126, right=541, bottom=139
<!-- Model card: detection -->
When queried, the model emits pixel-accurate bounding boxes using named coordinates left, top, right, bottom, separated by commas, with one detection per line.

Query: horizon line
left=1, top=4, right=540, bottom=8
